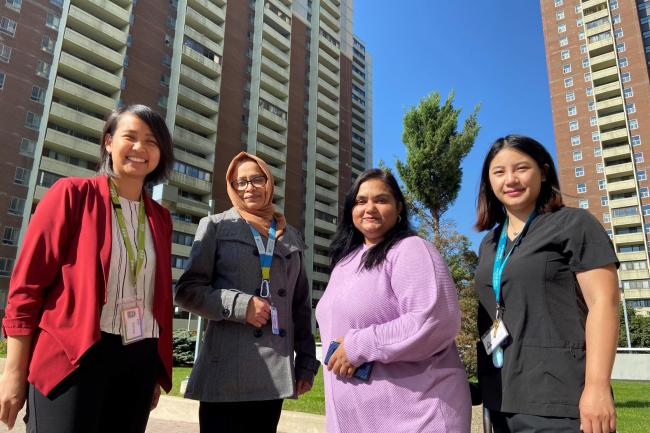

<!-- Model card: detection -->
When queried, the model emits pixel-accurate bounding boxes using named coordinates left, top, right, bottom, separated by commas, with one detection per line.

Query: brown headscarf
left=226, top=151, right=286, bottom=238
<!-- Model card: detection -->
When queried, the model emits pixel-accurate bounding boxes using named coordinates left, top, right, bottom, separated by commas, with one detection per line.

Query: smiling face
left=233, top=159, right=268, bottom=211
left=105, top=113, right=161, bottom=182
left=488, top=147, right=545, bottom=217
left=352, top=178, right=402, bottom=245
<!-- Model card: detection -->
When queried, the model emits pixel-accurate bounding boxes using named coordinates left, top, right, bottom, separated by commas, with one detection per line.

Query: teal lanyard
left=248, top=219, right=277, bottom=298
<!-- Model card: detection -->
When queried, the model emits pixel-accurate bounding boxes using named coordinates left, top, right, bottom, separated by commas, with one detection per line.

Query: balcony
left=313, top=235, right=331, bottom=249
left=258, top=107, right=288, bottom=131
left=602, top=144, right=630, bottom=160
left=315, top=185, right=337, bottom=203
left=352, top=115, right=366, bottom=133
left=172, top=244, right=192, bottom=257
left=256, top=141, right=286, bottom=165
left=609, top=196, right=639, bottom=209
left=185, top=26, right=223, bottom=57
left=175, top=105, right=217, bottom=135
left=41, top=156, right=96, bottom=178
left=273, top=181, right=285, bottom=199
left=44, top=128, right=99, bottom=162
left=260, top=71, right=289, bottom=99
left=591, top=66, right=618, bottom=86
left=261, top=54, right=290, bottom=84
left=261, top=39, right=289, bottom=68
left=600, top=128, right=628, bottom=145
left=588, top=37, right=614, bottom=57
left=58, top=52, right=121, bottom=94
left=187, top=0, right=226, bottom=24
left=181, top=45, right=221, bottom=79
left=318, top=78, right=339, bottom=101
left=313, top=253, right=329, bottom=267
left=49, top=102, right=104, bottom=138
left=169, top=171, right=212, bottom=195
left=315, top=168, right=337, bottom=188
left=174, top=126, right=215, bottom=155
left=313, top=271, right=330, bottom=284
left=617, top=251, right=647, bottom=262
left=318, top=63, right=339, bottom=86
left=594, top=81, right=621, bottom=101
left=596, top=96, right=624, bottom=116
left=175, top=148, right=213, bottom=172
left=614, top=232, right=645, bottom=245
left=73, top=0, right=130, bottom=28
left=53, top=77, right=116, bottom=115
left=263, top=3, right=291, bottom=34
left=320, top=21, right=340, bottom=45
left=619, top=269, right=650, bottom=280
left=267, top=164, right=285, bottom=182
left=67, top=5, right=128, bottom=50
left=317, top=121, right=338, bottom=143
left=599, top=112, right=626, bottom=129
left=178, top=84, right=219, bottom=116
left=586, top=22, right=611, bottom=38
left=604, top=162, right=634, bottom=177
left=320, top=0, right=341, bottom=19
left=180, top=64, right=220, bottom=97
left=315, top=153, right=338, bottom=173
left=315, top=215, right=337, bottom=233
left=317, top=137, right=338, bottom=158
left=319, top=5, right=340, bottom=31
left=319, top=48, right=339, bottom=73
left=62, top=28, right=123, bottom=72
left=589, top=50, right=616, bottom=72
left=262, top=23, right=290, bottom=52
left=186, top=6, right=224, bottom=43
left=607, top=178, right=636, bottom=193
left=317, top=92, right=339, bottom=116
left=317, top=108, right=338, bottom=129
left=257, top=123, right=287, bottom=148
left=612, top=215, right=642, bottom=227
left=582, top=0, right=608, bottom=14
left=176, top=196, right=211, bottom=216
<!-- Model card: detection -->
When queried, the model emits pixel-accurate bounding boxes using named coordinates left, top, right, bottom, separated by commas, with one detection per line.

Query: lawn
left=612, top=380, right=650, bottom=433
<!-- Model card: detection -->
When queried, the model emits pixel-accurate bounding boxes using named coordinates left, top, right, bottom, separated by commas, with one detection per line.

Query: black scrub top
left=475, top=206, right=618, bottom=418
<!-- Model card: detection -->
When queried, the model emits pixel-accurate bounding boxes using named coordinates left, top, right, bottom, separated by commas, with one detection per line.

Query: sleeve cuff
left=231, top=292, right=253, bottom=323
left=344, top=327, right=376, bottom=366
left=2, top=321, right=37, bottom=338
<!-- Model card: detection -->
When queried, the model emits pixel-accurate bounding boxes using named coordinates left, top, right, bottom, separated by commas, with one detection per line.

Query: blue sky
left=353, top=0, right=557, bottom=248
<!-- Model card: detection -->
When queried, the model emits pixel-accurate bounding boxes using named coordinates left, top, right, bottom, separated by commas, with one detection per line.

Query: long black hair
left=330, top=168, right=415, bottom=271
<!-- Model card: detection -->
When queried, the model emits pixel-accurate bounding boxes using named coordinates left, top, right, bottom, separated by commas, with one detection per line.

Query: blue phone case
left=323, top=340, right=373, bottom=381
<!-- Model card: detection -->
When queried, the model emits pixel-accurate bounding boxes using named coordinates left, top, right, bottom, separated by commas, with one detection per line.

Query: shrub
left=173, top=329, right=196, bottom=366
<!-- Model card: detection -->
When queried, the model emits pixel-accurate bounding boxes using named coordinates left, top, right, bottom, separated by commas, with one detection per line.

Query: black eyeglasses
left=231, top=175, right=267, bottom=191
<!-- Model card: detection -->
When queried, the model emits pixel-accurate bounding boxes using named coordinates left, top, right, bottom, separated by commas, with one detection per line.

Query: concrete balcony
left=317, top=137, right=338, bottom=158
left=313, top=235, right=331, bottom=249
left=313, top=271, right=330, bottom=284
left=172, top=219, right=199, bottom=235
left=172, top=268, right=184, bottom=280
left=315, top=200, right=338, bottom=215
left=617, top=251, right=647, bottom=262
left=67, top=5, right=127, bottom=50
left=260, top=71, right=289, bottom=99
left=172, top=244, right=192, bottom=257
left=582, top=0, right=608, bottom=13
left=178, top=84, right=219, bottom=116
left=610, top=196, right=639, bottom=209
left=53, top=76, right=116, bottom=115
left=257, top=124, right=287, bottom=148
left=261, top=39, right=289, bottom=68
left=599, top=112, right=626, bottom=129
left=58, top=52, right=121, bottom=94
left=256, top=141, right=286, bottom=165
left=315, top=153, right=338, bottom=173
left=603, top=144, right=630, bottom=160
left=185, top=26, right=223, bottom=57
left=318, top=63, right=339, bottom=86
left=594, top=81, right=621, bottom=101
left=600, top=128, right=628, bottom=145
left=589, top=50, right=616, bottom=72
left=317, top=92, right=339, bottom=116
left=176, top=196, right=210, bottom=216
left=180, top=64, right=220, bottom=97
left=614, top=232, right=645, bottom=245
left=619, top=269, right=650, bottom=280
left=586, top=22, right=611, bottom=38
left=317, top=108, right=339, bottom=129
left=352, top=115, right=366, bottom=133
left=44, top=128, right=100, bottom=162
left=585, top=7, right=609, bottom=22
left=41, top=156, right=96, bottom=178
left=612, top=215, right=642, bottom=227
left=320, top=0, right=341, bottom=19
left=174, top=126, right=215, bottom=155
left=260, top=88, right=288, bottom=112
left=607, top=178, right=636, bottom=193
left=175, top=148, right=213, bottom=172
left=588, top=37, right=614, bottom=57
left=261, top=54, right=290, bottom=84
left=169, top=171, right=212, bottom=195
left=262, top=23, right=290, bottom=52
left=187, top=0, right=225, bottom=24
left=604, top=162, right=634, bottom=177
left=49, top=102, right=104, bottom=138
left=269, top=0, right=291, bottom=17
left=320, top=5, right=340, bottom=31
left=181, top=45, right=221, bottom=79
left=316, top=168, right=338, bottom=188
left=596, top=96, right=624, bottom=116
left=318, top=48, right=339, bottom=73
left=318, top=78, right=339, bottom=102
left=317, top=121, right=338, bottom=143
left=320, top=22, right=340, bottom=45
left=258, top=107, right=288, bottom=131
left=314, top=214, right=337, bottom=233
left=267, top=164, right=285, bottom=182
left=315, top=184, right=337, bottom=203
left=273, top=181, right=285, bottom=199
left=186, top=6, right=224, bottom=43
left=175, top=105, right=217, bottom=135
left=351, top=146, right=365, bottom=161
left=313, top=253, right=329, bottom=267
left=592, top=66, right=618, bottom=86
left=63, top=28, right=123, bottom=72
left=73, top=0, right=130, bottom=28
left=263, top=4, right=291, bottom=34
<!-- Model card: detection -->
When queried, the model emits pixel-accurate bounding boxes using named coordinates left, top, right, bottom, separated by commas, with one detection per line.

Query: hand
left=326, top=338, right=356, bottom=379
left=150, top=384, right=161, bottom=411
left=579, top=383, right=616, bottom=433
left=296, top=379, right=312, bottom=396
left=0, top=371, right=27, bottom=430
left=246, top=296, right=271, bottom=328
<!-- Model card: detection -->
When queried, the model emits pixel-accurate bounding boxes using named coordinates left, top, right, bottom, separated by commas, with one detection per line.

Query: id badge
left=270, top=306, right=279, bottom=335
left=119, top=297, right=144, bottom=345
left=481, top=319, right=509, bottom=355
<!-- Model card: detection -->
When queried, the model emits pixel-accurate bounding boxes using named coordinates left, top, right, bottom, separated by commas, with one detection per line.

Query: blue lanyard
left=248, top=219, right=277, bottom=298
left=491, top=211, right=537, bottom=308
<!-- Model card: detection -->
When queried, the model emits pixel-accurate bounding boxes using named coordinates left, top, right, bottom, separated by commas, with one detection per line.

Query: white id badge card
left=270, top=306, right=279, bottom=335
left=481, top=320, right=509, bottom=355
left=119, top=298, right=144, bottom=345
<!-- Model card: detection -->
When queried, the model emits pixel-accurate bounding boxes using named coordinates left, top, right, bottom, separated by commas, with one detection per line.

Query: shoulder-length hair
left=330, top=168, right=416, bottom=271
left=99, top=104, right=174, bottom=185
left=475, top=134, right=563, bottom=231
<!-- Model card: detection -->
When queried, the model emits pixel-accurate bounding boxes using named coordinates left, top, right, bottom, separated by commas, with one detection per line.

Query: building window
left=579, top=199, right=589, bottom=209
left=626, top=103, right=636, bottom=114
left=623, top=87, right=633, bottom=98
left=45, top=12, right=60, bottom=30
left=19, top=138, right=35, bottom=157
left=0, top=70, right=4, bottom=89
left=584, top=72, right=591, bottom=81
left=594, top=147, right=602, bottom=157
left=573, top=150, right=582, bottom=161
left=560, top=36, right=569, bottom=47
left=0, top=43, right=11, bottom=63
left=41, top=35, right=55, bottom=54
left=568, top=105, right=577, bottom=116
left=158, top=95, right=168, bottom=108
left=631, top=135, right=641, bottom=146
left=162, top=54, right=171, bottom=67
left=8, top=197, right=24, bottom=215
left=621, top=72, right=631, bottom=83
left=610, top=0, right=618, bottom=9
left=619, top=57, right=628, bottom=68
left=641, top=187, right=650, bottom=199
left=586, top=87, right=593, bottom=96
left=564, top=77, right=573, bottom=87
left=563, top=64, right=572, bottom=74
left=596, top=163, right=604, bottom=173
left=160, top=74, right=170, bottom=87
left=575, top=166, right=584, bottom=177
left=643, top=206, right=650, bottom=217
left=601, top=196, right=608, bottom=206
left=25, top=112, right=40, bottom=130
left=0, top=257, right=14, bottom=276
left=1, top=227, right=18, bottom=245
left=580, top=44, right=587, bottom=54
left=14, top=167, right=29, bottom=185
left=637, top=170, right=647, bottom=181
left=0, top=16, right=17, bottom=37
left=575, top=4, right=582, bottom=13
left=5, top=0, right=21, bottom=12
left=35, top=60, right=50, bottom=78
left=614, top=28, right=623, bottom=39
left=630, top=119, right=639, bottom=129
left=635, top=152, right=644, bottom=163
left=577, top=183, right=587, bottom=193
left=579, top=31, right=585, bottom=40
left=30, top=85, right=45, bottom=104
left=603, top=213, right=611, bottom=223
left=566, top=90, right=575, bottom=101
left=555, top=0, right=563, bottom=6
left=561, top=49, right=570, bottom=60
left=613, top=14, right=621, bottom=24
left=582, top=58, right=589, bottom=68
left=569, top=120, right=579, bottom=131
left=558, top=24, right=566, bottom=33
left=592, top=131, right=600, bottom=142
left=617, top=42, right=625, bottom=52
left=576, top=18, right=583, bottom=27
left=571, top=135, right=580, bottom=146
left=588, top=101, right=595, bottom=111
left=590, top=116, right=597, bottom=126
left=556, top=10, right=565, bottom=20
left=598, top=179, right=606, bottom=189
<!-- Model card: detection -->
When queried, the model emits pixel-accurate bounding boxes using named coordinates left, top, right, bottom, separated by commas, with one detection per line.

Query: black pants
left=491, top=411, right=581, bottom=433
left=26, top=333, right=159, bottom=433
left=199, top=399, right=284, bottom=433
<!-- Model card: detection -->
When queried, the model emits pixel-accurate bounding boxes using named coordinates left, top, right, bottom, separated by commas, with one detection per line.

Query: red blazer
left=1, top=176, right=173, bottom=395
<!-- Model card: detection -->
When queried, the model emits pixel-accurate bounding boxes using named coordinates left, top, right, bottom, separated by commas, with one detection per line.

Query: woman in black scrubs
left=474, top=135, right=619, bottom=433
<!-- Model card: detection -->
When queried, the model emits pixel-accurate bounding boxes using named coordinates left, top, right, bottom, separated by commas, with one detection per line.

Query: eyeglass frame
left=230, top=175, right=267, bottom=191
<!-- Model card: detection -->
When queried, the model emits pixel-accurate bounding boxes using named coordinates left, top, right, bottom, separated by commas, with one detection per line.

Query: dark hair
left=475, top=134, right=563, bottom=231
left=330, top=168, right=416, bottom=271
left=99, top=104, right=174, bottom=184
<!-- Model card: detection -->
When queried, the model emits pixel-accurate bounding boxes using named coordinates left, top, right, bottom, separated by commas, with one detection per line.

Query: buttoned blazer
left=1, top=176, right=173, bottom=396
left=174, top=207, right=319, bottom=402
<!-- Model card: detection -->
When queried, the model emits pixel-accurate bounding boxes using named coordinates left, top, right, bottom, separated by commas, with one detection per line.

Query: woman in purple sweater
left=315, top=169, right=471, bottom=433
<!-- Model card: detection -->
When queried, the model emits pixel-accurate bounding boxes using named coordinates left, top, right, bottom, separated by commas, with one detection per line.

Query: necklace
left=512, top=230, right=520, bottom=237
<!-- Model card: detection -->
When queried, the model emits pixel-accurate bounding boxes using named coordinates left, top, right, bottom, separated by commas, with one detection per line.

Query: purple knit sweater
left=316, top=236, right=471, bottom=433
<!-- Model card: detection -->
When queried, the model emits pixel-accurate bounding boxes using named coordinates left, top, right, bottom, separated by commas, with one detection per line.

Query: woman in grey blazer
left=174, top=152, right=319, bottom=433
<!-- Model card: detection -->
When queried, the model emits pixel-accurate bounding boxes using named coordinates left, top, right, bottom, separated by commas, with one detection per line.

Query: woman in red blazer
left=0, top=105, right=174, bottom=433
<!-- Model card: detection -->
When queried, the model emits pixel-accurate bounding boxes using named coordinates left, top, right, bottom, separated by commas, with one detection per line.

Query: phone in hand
left=323, top=340, right=373, bottom=381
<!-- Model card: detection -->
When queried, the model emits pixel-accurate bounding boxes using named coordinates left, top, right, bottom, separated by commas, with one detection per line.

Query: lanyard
left=248, top=219, right=277, bottom=298
left=109, top=178, right=146, bottom=286
left=491, top=211, right=537, bottom=309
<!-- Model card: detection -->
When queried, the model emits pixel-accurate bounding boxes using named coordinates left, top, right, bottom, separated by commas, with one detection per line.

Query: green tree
left=397, top=91, right=480, bottom=239
left=619, top=303, right=650, bottom=348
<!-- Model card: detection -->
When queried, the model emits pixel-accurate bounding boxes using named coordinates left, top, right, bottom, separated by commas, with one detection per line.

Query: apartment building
left=541, top=0, right=650, bottom=310
left=0, top=0, right=372, bottom=318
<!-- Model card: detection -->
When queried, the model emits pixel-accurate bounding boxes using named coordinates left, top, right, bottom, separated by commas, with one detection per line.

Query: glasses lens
left=252, top=176, right=267, bottom=188
left=232, top=180, right=247, bottom=190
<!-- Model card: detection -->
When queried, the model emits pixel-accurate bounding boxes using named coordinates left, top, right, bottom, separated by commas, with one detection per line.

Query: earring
left=398, top=215, right=402, bottom=223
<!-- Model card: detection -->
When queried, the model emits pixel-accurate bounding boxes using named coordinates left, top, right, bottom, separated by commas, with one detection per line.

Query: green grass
left=0, top=339, right=6, bottom=357
left=613, top=380, right=650, bottom=433
left=170, top=366, right=325, bottom=415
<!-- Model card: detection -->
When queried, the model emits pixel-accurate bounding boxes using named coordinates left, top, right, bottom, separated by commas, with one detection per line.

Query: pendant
left=492, top=346, right=504, bottom=368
